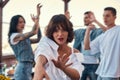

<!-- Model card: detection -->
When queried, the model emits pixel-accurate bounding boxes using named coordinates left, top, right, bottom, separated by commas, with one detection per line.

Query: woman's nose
left=58, top=31, right=63, bottom=36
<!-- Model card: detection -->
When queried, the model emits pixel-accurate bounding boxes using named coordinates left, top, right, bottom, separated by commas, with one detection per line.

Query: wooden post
left=0, top=0, right=9, bottom=71
left=0, top=0, right=3, bottom=71
left=62, top=0, right=70, bottom=13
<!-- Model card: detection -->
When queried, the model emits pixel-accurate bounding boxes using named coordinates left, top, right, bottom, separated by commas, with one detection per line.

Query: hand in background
left=88, top=11, right=97, bottom=22
left=65, top=10, right=71, bottom=20
left=88, top=24, right=96, bottom=30
left=37, top=3, right=42, bottom=17
left=31, top=3, right=42, bottom=22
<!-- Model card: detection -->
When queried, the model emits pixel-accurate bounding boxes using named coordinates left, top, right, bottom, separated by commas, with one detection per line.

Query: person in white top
left=33, top=14, right=81, bottom=80
left=84, top=7, right=120, bottom=80
left=65, top=10, right=106, bottom=80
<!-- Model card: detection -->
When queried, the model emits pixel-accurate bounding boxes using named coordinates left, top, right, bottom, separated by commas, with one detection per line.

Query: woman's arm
left=13, top=4, right=42, bottom=43
left=62, top=67, right=80, bottom=80
left=13, top=21, right=39, bottom=42
left=52, top=54, right=80, bottom=80
left=30, top=27, right=42, bottom=44
left=33, top=55, right=50, bottom=80
left=30, top=3, right=42, bottom=43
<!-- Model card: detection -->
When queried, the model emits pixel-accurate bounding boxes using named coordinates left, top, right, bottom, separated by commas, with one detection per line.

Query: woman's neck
left=58, top=44, right=68, bottom=50
left=58, top=44, right=71, bottom=56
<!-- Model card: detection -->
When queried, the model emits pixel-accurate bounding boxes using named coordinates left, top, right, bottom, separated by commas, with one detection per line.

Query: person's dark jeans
left=81, top=63, right=99, bottom=80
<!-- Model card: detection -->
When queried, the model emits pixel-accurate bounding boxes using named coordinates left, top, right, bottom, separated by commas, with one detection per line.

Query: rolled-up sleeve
left=34, top=42, right=51, bottom=62
left=83, top=34, right=102, bottom=56
left=70, top=53, right=82, bottom=76
left=10, top=33, right=20, bottom=45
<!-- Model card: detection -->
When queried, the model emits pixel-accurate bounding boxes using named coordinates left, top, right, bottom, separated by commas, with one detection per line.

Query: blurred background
left=2, top=0, right=120, bottom=55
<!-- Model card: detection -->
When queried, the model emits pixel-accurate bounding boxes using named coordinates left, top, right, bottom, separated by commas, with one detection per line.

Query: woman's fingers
left=63, top=57, right=69, bottom=64
left=37, top=3, right=42, bottom=8
left=65, top=62, right=73, bottom=67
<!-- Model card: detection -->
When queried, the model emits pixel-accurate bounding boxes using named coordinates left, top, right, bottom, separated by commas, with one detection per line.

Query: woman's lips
left=21, top=26, right=24, bottom=29
left=58, top=38, right=64, bottom=41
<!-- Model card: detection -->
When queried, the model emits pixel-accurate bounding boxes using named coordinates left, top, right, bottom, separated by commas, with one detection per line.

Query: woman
left=33, top=14, right=81, bottom=80
left=8, top=3, right=42, bottom=80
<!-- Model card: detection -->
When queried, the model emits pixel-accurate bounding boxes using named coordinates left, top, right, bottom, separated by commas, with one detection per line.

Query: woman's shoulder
left=73, top=48, right=80, bottom=53
left=10, top=33, right=20, bottom=37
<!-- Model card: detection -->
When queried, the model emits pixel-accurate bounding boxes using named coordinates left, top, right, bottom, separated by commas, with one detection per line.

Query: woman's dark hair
left=45, top=14, right=74, bottom=43
left=8, top=15, right=25, bottom=41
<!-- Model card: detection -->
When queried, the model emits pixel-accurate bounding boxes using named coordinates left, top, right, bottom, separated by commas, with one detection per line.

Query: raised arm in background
left=30, top=3, right=42, bottom=43
left=89, top=11, right=108, bottom=31
left=13, top=3, right=42, bottom=43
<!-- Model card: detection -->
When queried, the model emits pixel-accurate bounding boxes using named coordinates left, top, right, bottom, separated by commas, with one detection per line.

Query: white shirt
left=10, top=33, right=20, bottom=45
left=81, top=30, right=99, bottom=64
left=34, top=36, right=81, bottom=80
left=81, top=41, right=99, bottom=64
left=87, top=25, right=120, bottom=77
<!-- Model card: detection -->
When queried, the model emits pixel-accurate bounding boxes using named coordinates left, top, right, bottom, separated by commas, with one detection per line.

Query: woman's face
left=17, top=17, right=25, bottom=33
left=53, top=26, right=68, bottom=45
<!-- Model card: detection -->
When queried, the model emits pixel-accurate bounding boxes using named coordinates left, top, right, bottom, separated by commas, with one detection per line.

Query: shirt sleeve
left=90, top=34, right=102, bottom=55
left=34, top=41, right=51, bottom=63
left=83, top=34, right=103, bottom=56
left=10, top=33, right=20, bottom=45
left=69, top=53, right=82, bottom=76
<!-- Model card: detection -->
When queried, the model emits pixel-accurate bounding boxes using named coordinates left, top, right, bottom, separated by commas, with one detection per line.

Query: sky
left=3, top=0, right=120, bottom=27
left=2, top=0, right=120, bottom=54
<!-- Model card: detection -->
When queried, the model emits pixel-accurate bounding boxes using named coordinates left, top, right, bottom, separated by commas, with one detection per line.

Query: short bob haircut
left=45, top=14, right=74, bottom=43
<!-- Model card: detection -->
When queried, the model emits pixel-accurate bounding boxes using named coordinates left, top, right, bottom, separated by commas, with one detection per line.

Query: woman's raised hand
left=37, top=3, right=42, bottom=17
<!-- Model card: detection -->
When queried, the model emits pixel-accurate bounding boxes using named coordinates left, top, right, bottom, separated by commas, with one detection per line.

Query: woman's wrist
left=35, top=16, right=39, bottom=19
left=60, top=66, right=67, bottom=72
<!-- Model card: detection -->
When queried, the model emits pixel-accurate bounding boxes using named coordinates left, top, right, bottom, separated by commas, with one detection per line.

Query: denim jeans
left=14, top=61, right=33, bottom=80
left=97, top=76, right=120, bottom=80
left=81, top=63, right=99, bottom=80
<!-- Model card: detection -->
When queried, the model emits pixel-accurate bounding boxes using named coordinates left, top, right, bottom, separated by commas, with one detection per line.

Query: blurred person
left=73, top=11, right=105, bottom=80
left=84, top=7, right=120, bottom=80
left=8, top=3, right=42, bottom=80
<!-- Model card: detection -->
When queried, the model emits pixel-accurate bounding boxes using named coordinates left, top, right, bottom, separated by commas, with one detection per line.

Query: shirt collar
left=44, top=36, right=59, bottom=51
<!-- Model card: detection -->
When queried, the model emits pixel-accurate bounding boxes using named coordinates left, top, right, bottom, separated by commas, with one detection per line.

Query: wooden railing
left=2, top=55, right=16, bottom=67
